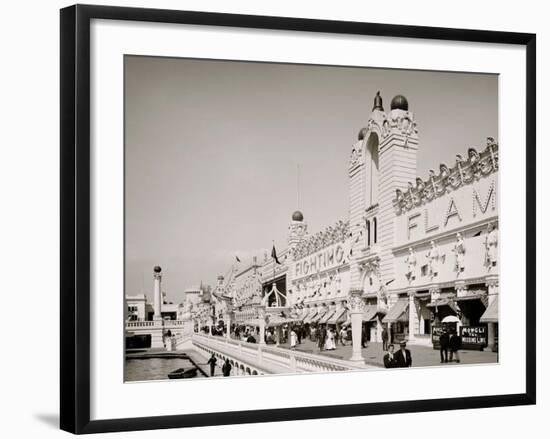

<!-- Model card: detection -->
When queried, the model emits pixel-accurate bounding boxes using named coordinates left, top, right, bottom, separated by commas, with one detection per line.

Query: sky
left=124, top=56, right=498, bottom=304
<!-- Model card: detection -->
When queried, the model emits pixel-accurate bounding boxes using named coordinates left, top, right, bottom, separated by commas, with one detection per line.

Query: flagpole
left=272, top=240, right=275, bottom=305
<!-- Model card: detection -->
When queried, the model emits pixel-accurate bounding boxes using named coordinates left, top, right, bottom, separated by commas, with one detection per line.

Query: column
left=224, top=310, right=233, bottom=339
left=408, top=290, right=417, bottom=342
left=257, top=306, right=266, bottom=346
left=348, top=289, right=366, bottom=364
left=487, top=322, right=496, bottom=351
left=153, top=267, right=162, bottom=320
left=486, top=276, right=499, bottom=351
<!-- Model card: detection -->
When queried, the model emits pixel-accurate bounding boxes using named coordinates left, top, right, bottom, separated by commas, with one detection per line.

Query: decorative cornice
left=292, top=220, right=349, bottom=261
left=394, top=139, right=498, bottom=214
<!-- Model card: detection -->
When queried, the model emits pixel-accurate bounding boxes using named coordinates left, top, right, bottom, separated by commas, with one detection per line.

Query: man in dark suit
left=383, top=344, right=396, bottom=368
left=439, top=327, right=450, bottom=363
left=394, top=341, right=412, bottom=368
left=382, top=327, right=389, bottom=351
left=449, top=329, right=462, bottom=363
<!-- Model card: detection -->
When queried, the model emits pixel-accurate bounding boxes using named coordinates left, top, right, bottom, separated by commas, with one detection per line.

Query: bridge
left=125, top=320, right=374, bottom=375
left=177, top=333, right=373, bottom=376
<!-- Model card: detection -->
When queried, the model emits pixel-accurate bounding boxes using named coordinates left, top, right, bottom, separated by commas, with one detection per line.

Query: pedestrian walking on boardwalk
left=449, top=329, right=462, bottom=363
left=361, top=325, right=368, bottom=348
left=290, top=328, right=297, bottom=349
left=318, top=326, right=327, bottom=352
left=340, top=326, right=347, bottom=346
left=222, top=359, right=232, bottom=377
left=439, top=327, right=450, bottom=363
left=207, top=353, right=217, bottom=377
left=382, top=327, right=389, bottom=351
left=383, top=344, right=396, bottom=368
left=394, top=341, right=412, bottom=367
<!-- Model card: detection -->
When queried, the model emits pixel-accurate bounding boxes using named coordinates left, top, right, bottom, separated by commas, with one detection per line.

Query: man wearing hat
left=394, top=340, right=412, bottom=368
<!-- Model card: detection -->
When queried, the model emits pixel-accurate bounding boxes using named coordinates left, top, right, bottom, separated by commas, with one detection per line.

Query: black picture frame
left=60, top=4, right=536, bottom=434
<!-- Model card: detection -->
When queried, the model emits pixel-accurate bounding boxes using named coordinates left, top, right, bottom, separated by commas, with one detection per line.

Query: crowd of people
left=203, top=321, right=466, bottom=375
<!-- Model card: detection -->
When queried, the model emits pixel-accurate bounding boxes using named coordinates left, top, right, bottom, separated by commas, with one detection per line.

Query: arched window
left=373, top=217, right=377, bottom=244
left=366, top=220, right=371, bottom=246
left=367, top=133, right=380, bottom=206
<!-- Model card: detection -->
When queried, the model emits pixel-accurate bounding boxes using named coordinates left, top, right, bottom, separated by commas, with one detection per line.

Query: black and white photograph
left=123, top=56, right=500, bottom=381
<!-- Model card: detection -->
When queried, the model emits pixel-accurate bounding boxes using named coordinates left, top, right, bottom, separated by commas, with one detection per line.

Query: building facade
left=209, top=92, right=499, bottom=356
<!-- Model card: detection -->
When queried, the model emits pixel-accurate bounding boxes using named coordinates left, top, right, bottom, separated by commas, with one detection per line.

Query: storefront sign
left=460, top=325, right=488, bottom=350
left=294, top=243, right=345, bottom=279
left=431, top=325, right=444, bottom=349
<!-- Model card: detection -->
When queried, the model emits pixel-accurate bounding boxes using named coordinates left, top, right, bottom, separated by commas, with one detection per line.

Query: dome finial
left=372, top=91, right=384, bottom=111
left=292, top=210, right=304, bottom=222
left=390, top=94, right=409, bottom=111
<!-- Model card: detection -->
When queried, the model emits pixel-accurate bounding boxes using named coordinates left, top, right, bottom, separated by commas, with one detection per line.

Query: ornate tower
left=349, top=92, right=419, bottom=294
left=288, top=210, right=307, bottom=249
left=378, top=95, right=419, bottom=287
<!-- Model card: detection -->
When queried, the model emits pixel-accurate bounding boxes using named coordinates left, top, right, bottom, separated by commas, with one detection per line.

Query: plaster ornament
left=485, top=222, right=498, bottom=268
left=405, top=247, right=417, bottom=281
left=346, top=290, right=366, bottom=313
left=426, top=240, right=440, bottom=278
left=393, top=142, right=499, bottom=213
left=453, top=232, right=466, bottom=273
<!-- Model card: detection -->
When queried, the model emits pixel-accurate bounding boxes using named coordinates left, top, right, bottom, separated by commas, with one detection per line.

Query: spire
left=372, top=90, right=384, bottom=111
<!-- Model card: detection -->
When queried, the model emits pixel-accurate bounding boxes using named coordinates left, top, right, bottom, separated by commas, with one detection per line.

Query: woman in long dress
left=325, top=328, right=336, bottom=351
left=290, top=329, right=297, bottom=349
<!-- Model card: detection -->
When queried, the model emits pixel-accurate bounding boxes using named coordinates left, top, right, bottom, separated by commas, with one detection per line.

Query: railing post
left=290, top=354, right=297, bottom=372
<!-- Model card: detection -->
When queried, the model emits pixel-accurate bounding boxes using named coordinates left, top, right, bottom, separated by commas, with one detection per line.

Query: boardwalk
left=275, top=338, right=498, bottom=368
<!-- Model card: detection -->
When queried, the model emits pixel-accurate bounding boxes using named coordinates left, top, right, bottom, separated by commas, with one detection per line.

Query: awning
left=319, top=309, right=336, bottom=324
left=266, top=315, right=301, bottom=327
left=415, top=291, right=431, bottom=299
left=455, top=294, right=485, bottom=302
left=362, top=305, right=379, bottom=322
left=310, top=310, right=328, bottom=324
left=480, top=299, right=498, bottom=323
left=327, top=308, right=347, bottom=325
left=426, top=298, right=458, bottom=313
left=382, top=299, right=409, bottom=323
left=303, top=310, right=318, bottom=324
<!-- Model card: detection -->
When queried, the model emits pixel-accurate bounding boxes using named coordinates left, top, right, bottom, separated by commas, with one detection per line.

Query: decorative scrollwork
left=394, top=140, right=499, bottom=213
left=292, top=220, right=349, bottom=261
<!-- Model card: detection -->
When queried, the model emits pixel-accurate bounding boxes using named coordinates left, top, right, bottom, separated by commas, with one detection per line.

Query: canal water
left=125, top=357, right=197, bottom=382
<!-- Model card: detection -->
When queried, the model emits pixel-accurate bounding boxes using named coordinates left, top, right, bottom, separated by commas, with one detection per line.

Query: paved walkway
left=276, top=338, right=498, bottom=368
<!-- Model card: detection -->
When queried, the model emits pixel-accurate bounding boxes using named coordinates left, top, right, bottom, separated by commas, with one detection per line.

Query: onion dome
left=153, top=265, right=162, bottom=273
left=358, top=127, right=368, bottom=141
left=390, top=94, right=409, bottom=111
left=292, top=210, right=304, bottom=221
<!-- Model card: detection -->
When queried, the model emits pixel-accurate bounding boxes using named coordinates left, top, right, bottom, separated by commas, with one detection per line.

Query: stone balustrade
left=189, top=334, right=372, bottom=376
left=125, top=319, right=187, bottom=329
left=125, top=320, right=159, bottom=328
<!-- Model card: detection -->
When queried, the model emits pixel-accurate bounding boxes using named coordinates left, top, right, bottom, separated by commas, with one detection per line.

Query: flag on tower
left=271, top=244, right=281, bottom=265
